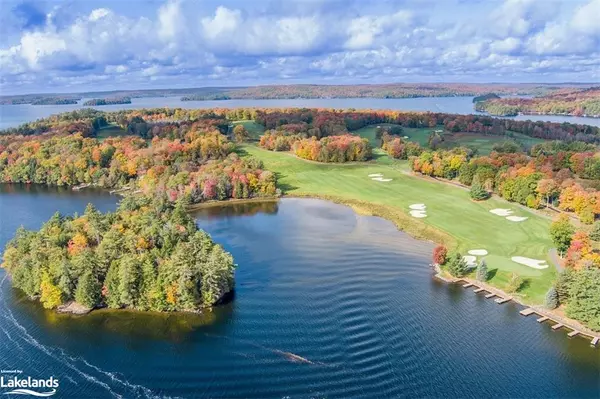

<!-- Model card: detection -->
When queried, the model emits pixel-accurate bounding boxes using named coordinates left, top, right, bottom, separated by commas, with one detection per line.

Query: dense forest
left=2, top=83, right=592, bottom=105
left=2, top=197, right=236, bottom=312
left=476, top=87, right=600, bottom=117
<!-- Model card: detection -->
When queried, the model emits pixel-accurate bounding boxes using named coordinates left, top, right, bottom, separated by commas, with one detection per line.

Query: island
left=83, top=97, right=132, bottom=106
left=472, top=93, right=500, bottom=103
left=0, top=107, right=598, bottom=334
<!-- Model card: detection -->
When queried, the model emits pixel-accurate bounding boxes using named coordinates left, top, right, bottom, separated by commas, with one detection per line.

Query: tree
left=536, top=179, right=558, bottom=208
left=432, top=245, right=448, bottom=265
left=469, top=175, right=489, bottom=200
left=565, top=267, right=600, bottom=330
left=590, top=222, right=600, bottom=241
left=232, top=125, right=249, bottom=143
left=476, top=260, right=488, bottom=282
left=549, top=215, right=574, bottom=256
left=506, top=273, right=524, bottom=293
left=40, top=272, right=63, bottom=309
left=545, top=286, right=559, bottom=309
left=75, top=271, right=101, bottom=308
left=447, top=253, right=467, bottom=277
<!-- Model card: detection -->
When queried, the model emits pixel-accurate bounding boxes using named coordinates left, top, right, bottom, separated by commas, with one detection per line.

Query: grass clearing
left=232, top=120, right=265, bottom=140
left=95, top=124, right=131, bottom=141
left=242, top=144, right=556, bottom=303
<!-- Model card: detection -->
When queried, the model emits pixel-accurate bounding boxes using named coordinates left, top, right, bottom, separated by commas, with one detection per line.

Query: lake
left=1, top=96, right=599, bottom=129
left=0, top=186, right=598, bottom=398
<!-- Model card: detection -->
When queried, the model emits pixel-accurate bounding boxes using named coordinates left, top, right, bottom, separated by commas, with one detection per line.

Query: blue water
left=0, top=188, right=598, bottom=398
left=1, top=96, right=599, bottom=129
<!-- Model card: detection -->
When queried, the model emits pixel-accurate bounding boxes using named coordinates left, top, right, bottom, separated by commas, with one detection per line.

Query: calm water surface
left=1, top=96, right=599, bottom=129
left=0, top=187, right=598, bottom=398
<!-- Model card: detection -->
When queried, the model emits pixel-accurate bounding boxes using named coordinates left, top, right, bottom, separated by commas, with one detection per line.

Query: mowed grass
left=232, top=120, right=265, bottom=140
left=95, top=124, right=132, bottom=141
left=243, top=144, right=556, bottom=303
left=353, top=124, right=547, bottom=155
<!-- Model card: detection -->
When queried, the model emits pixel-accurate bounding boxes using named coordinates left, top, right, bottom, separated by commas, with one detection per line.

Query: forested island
left=476, top=87, right=600, bottom=117
left=0, top=106, right=598, bottom=331
left=3, top=198, right=236, bottom=313
left=83, top=97, right=132, bottom=106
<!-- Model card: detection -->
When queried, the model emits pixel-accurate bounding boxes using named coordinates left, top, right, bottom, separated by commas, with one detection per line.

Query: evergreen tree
left=545, top=286, right=559, bottom=310
left=590, top=222, right=600, bottom=241
left=447, top=253, right=468, bottom=278
left=469, top=175, right=489, bottom=200
left=476, top=259, right=488, bottom=282
left=75, top=271, right=101, bottom=308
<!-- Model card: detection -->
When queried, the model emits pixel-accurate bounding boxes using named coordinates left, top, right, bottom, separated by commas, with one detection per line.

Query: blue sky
left=0, top=0, right=599, bottom=94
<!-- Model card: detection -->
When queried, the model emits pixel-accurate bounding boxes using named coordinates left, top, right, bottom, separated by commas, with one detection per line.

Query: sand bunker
left=468, top=249, right=488, bottom=256
left=409, top=210, right=427, bottom=218
left=403, top=136, right=409, bottom=139
left=506, top=216, right=528, bottom=222
left=409, top=204, right=427, bottom=210
left=511, top=256, right=549, bottom=269
left=368, top=173, right=383, bottom=177
left=462, top=255, right=477, bottom=267
left=490, top=208, right=513, bottom=216
left=371, top=177, right=392, bottom=182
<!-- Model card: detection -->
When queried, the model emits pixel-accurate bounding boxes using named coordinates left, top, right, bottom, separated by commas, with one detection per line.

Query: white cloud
left=0, top=0, right=598, bottom=93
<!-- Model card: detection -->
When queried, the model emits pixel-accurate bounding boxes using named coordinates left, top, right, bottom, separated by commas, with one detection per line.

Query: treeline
left=217, top=83, right=563, bottom=99
left=4, top=108, right=599, bottom=145
left=250, top=108, right=600, bottom=143
left=381, top=133, right=423, bottom=159
left=1, top=198, right=235, bottom=312
left=476, top=87, right=600, bottom=117
left=548, top=217, right=600, bottom=330
left=83, top=97, right=132, bottom=106
left=0, top=128, right=277, bottom=204
left=292, top=135, right=372, bottom=163
left=409, top=140, right=600, bottom=223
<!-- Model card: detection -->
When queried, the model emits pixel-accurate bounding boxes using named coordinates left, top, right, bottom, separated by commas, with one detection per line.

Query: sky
left=0, top=0, right=599, bottom=95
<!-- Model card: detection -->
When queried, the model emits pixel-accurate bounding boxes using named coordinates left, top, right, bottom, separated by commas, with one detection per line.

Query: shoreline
left=432, top=265, right=600, bottom=343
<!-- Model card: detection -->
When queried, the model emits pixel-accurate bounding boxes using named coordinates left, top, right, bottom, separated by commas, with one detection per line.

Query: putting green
left=242, top=144, right=556, bottom=303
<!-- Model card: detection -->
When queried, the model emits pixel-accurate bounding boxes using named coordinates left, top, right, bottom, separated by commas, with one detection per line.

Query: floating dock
left=592, top=337, right=599, bottom=346
left=473, top=288, right=484, bottom=293
left=568, top=330, right=580, bottom=338
left=495, top=297, right=511, bottom=304
left=537, top=316, right=549, bottom=323
left=485, top=293, right=496, bottom=299
left=552, top=323, right=564, bottom=330
left=519, top=308, right=535, bottom=316
left=462, top=283, right=473, bottom=288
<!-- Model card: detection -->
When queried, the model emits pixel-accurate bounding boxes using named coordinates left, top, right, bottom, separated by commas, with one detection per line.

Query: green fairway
left=243, top=144, right=556, bottom=303
left=232, top=120, right=265, bottom=140
left=352, top=124, right=547, bottom=155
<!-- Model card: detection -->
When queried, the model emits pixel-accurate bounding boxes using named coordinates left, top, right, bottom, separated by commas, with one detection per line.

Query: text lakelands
left=0, top=376, right=59, bottom=388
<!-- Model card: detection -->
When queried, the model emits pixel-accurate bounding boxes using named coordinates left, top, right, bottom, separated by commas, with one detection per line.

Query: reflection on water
left=0, top=189, right=598, bottom=398
left=190, top=199, right=279, bottom=219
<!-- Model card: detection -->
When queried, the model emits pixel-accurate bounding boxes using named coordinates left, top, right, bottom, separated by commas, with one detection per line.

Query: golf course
left=242, top=144, right=556, bottom=303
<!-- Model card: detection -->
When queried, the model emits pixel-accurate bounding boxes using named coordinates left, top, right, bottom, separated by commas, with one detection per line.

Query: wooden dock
left=454, top=278, right=600, bottom=348
left=519, top=308, right=535, bottom=316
